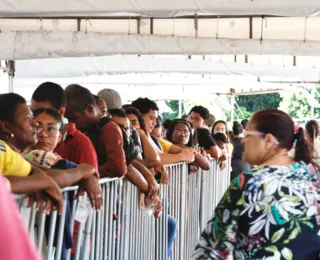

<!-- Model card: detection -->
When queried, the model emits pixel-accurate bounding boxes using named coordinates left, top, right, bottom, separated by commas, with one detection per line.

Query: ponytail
left=294, top=127, right=313, bottom=164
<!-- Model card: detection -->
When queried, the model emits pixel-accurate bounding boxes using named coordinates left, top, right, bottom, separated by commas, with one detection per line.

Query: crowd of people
left=3, top=81, right=320, bottom=259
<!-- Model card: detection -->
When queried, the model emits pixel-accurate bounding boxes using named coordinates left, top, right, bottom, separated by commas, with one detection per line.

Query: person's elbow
left=114, top=161, right=127, bottom=177
left=201, top=162, right=210, bottom=171
left=208, top=146, right=221, bottom=159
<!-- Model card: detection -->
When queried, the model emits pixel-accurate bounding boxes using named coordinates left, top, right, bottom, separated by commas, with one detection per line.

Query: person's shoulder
left=73, top=128, right=95, bottom=145
left=101, top=120, right=121, bottom=134
left=160, top=138, right=172, bottom=145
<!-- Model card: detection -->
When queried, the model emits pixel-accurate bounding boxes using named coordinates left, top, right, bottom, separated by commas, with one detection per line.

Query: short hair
left=207, top=114, right=216, bottom=127
left=163, top=119, right=173, bottom=130
left=212, top=133, right=227, bottom=144
left=32, top=82, right=66, bottom=110
left=93, top=95, right=99, bottom=101
left=97, top=88, right=122, bottom=109
left=108, top=108, right=127, bottom=118
left=232, top=121, right=243, bottom=135
left=189, top=106, right=210, bottom=120
left=33, top=108, right=64, bottom=131
left=65, top=84, right=96, bottom=112
left=241, top=119, right=249, bottom=129
left=131, top=98, right=159, bottom=115
left=0, top=93, right=26, bottom=123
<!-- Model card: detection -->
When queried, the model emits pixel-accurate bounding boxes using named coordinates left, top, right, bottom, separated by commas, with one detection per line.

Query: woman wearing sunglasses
left=194, top=109, right=320, bottom=260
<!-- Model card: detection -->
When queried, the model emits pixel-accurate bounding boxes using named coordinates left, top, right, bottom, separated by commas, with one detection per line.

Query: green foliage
left=236, top=93, right=283, bottom=114
left=226, top=106, right=252, bottom=122
left=279, top=87, right=320, bottom=119
left=162, top=100, right=185, bottom=121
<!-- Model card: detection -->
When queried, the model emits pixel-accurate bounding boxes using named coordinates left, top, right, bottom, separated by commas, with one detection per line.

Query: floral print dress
left=194, top=162, right=320, bottom=260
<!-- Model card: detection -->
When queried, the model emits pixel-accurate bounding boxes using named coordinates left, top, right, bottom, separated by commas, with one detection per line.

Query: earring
left=10, top=133, right=14, bottom=138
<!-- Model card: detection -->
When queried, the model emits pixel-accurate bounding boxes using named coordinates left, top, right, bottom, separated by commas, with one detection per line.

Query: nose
left=37, top=127, right=49, bottom=138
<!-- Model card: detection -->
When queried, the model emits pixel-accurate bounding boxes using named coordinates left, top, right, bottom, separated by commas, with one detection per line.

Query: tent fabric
left=0, top=0, right=319, bottom=17
left=2, top=31, right=320, bottom=60
left=14, top=55, right=320, bottom=80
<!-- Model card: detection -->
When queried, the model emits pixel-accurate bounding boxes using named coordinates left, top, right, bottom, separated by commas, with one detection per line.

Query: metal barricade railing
left=166, top=163, right=188, bottom=260
left=118, top=180, right=168, bottom=260
left=14, top=157, right=231, bottom=260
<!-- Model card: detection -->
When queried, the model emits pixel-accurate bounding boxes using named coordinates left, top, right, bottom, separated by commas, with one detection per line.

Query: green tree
left=279, top=87, right=320, bottom=119
left=236, top=93, right=283, bottom=114
left=162, top=100, right=185, bottom=121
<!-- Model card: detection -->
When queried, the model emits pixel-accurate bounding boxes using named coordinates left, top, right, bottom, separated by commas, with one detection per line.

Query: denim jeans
left=168, top=215, right=178, bottom=259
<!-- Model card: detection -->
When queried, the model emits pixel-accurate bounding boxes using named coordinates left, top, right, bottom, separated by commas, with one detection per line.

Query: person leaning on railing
left=194, top=109, right=320, bottom=260
left=0, top=93, right=101, bottom=213
left=166, top=119, right=210, bottom=172
left=189, top=106, right=222, bottom=160
left=0, top=139, right=63, bottom=213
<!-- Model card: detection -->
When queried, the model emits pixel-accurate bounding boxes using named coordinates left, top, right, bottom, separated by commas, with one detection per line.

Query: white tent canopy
left=1, top=0, right=320, bottom=116
left=13, top=55, right=320, bottom=80
left=0, top=0, right=320, bottom=17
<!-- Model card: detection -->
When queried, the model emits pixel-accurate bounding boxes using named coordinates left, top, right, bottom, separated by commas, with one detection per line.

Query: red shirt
left=0, top=175, right=41, bottom=260
left=89, top=120, right=127, bottom=178
left=55, top=123, right=98, bottom=168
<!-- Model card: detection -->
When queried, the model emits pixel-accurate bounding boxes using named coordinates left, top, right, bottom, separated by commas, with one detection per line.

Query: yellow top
left=0, top=141, right=31, bottom=177
left=159, top=139, right=173, bottom=154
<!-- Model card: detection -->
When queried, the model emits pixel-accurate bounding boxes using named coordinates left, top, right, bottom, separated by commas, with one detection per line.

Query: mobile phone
left=193, top=144, right=199, bottom=149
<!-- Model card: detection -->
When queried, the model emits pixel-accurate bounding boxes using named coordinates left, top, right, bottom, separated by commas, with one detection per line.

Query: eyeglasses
left=36, top=125, right=60, bottom=136
left=173, top=129, right=190, bottom=135
left=243, top=130, right=279, bottom=144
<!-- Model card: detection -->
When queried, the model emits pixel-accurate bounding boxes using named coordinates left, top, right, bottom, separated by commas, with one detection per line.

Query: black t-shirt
left=196, top=128, right=216, bottom=150
left=231, top=137, right=244, bottom=161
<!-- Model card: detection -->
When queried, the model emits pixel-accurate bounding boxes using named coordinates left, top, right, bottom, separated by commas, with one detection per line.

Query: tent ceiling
left=2, top=31, right=320, bottom=60
left=13, top=55, right=320, bottom=81
left=0, top=0, right=319, bottom=17
left=1, top=16, right=320, bottom=59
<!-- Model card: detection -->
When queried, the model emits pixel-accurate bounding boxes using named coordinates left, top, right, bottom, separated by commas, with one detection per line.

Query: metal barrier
left=14, top=158, right=231, bottom=260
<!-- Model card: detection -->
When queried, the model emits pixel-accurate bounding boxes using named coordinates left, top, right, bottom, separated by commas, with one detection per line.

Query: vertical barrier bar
left=37, top=211, right=46, bottom=252
left=16, top=158, right=232, bottom=260
left=55, top=193, right=68, bottom=260
left=45, top=211, right=57, bottom=260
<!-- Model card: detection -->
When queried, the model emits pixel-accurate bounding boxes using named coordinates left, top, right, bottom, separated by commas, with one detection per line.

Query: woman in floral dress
left=194, top=109, right=320, bottom=260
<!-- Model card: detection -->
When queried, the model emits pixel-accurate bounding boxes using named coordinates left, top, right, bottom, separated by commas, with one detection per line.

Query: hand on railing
left=153, top=198, right=163, bottom=219
left=140, top=193, right=163, bottom=219
left=147, top=178, right=160, bottom=197
left=182, top=148, right=195, bottom=163
left=27, top=177, right=63, bottom=215
left=77, top=163, right=100, bottom=179
left=219, top=160, right=227, bottom=171
left=75, top=176, right=103, bottom=211
left=153, top=161, right=169, bottom=185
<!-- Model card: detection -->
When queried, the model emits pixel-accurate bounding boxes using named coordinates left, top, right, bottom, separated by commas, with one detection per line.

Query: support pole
left=230, top=95, right=235, bottom=122
left=7, top=60, right=15, bottom=93
left=311, top=86, right=315, bottom=119
left=178, top=100, right=182, bottom=118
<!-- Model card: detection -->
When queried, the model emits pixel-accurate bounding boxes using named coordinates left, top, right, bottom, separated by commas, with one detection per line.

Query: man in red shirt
left=31, top=82, right=98, bottom=169
left=64, top=84, right=158, bottom=193
left=31, top=82, right=101, bottom=257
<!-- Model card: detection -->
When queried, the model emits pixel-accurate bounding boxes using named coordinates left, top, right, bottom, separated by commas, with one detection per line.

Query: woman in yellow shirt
left=0, top=140, right=63, bottom=213
left=0, top=93, right=102, bottom=212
